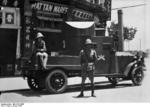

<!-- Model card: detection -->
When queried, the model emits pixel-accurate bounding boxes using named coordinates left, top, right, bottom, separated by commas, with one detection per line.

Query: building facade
left=0, top=0, right=111, bottom=77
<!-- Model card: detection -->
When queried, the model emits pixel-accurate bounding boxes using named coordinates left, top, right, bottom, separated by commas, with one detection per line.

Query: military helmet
left=36, top=32, right=44, bottom=39
left=85, top=38, right=93, bottom=45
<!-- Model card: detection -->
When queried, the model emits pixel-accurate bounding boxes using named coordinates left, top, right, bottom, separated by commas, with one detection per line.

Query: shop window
left=37, top=19, right=62, bottom=30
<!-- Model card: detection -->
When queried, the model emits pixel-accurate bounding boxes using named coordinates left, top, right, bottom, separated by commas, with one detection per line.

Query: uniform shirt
left=32, top=39, right=47, bottom=53
left=80, top=49, right=97, bottom=64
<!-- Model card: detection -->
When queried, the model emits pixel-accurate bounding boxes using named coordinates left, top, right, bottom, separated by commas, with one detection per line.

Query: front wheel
left=45, top=69, right=68, bottom=94
left=131, top=67, right=144, bottom=86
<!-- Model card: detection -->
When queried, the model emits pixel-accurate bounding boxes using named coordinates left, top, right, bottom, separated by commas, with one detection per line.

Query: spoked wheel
left=131, top=67, right=144, bottom=86
left=45, top=69, right=68, bottom=94
left=108, top=77, right=119, bottom=86
left=27, top=77, right=43, bottom=91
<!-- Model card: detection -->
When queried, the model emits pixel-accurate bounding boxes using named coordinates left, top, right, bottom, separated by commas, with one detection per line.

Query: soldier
left=78, top=38, right=98, bottom=97
left=32, top=32, right=48, bottom=70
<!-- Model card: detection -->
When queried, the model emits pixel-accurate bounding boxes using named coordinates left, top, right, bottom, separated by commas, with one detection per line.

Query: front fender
left=124, top=61, right=136, bottom=76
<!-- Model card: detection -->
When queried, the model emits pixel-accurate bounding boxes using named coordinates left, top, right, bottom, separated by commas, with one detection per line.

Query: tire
left=131, top=67, right=144, bottom=86
left=45, top=69, right=68, bottom=94
left=27, top=77, right=43, bottom=91
left=108, top=77, right=119, bottom=86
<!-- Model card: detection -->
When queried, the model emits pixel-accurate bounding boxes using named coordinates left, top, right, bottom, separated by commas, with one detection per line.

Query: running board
left=94, top=73, right=125, bottom=78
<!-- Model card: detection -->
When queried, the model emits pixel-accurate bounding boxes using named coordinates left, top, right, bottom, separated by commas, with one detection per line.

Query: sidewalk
left=0, top=77, right=28, bottom=92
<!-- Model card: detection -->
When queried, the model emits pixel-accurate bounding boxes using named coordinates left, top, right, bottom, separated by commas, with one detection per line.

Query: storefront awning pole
left=16, top=28, right=21, bottom=59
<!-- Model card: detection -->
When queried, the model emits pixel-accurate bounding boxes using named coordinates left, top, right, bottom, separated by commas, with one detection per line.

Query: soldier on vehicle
left=78, top=38, right=98, bottom=97
left=32, top=32, right=48, bottom=70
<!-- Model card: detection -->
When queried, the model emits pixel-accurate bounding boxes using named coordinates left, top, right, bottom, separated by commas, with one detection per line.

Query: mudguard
left=123, top=61, right=136, bottom=76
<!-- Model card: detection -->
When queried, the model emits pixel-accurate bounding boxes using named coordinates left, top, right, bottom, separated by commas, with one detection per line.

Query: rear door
left=92, top=36, right=118, bottom=75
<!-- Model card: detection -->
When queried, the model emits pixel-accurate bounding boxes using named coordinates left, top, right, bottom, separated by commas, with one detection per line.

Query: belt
left=88, top=62, right=94, bottom=65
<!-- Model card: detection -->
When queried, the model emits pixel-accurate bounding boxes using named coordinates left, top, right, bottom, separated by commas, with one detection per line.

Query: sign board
left=30, top=1, right=94, bottom=21
left=23, top=15, right=33, bottom=58
left=0, top=7, right=20, bottom=29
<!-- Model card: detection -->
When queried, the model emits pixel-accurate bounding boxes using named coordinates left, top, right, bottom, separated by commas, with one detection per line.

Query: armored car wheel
left=131, top=67, right=144, bottom=86
left=45, top=69, right=68, bottom=94
left=108, top=77, right=119, bottom=86
left=27, top=77, right=43, bottom=91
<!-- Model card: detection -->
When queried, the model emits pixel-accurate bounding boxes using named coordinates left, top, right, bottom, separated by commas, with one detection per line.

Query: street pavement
left=0, top=58, right=150, bottom=102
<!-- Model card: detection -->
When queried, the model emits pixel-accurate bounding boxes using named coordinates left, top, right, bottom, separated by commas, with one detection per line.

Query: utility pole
left=118, top=9, right=124, bottom=51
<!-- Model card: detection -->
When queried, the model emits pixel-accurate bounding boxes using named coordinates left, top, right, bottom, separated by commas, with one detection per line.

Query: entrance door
left=0, top=29, right=17, bottom=77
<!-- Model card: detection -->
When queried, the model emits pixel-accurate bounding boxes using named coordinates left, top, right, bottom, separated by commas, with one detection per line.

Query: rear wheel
left=45, top=69, right=68, bottom=94
left=131, top=67, right=144, bottom=86
left=27, top=77, right=43, bottom=91
left=108, top=77, right=119, bottom=86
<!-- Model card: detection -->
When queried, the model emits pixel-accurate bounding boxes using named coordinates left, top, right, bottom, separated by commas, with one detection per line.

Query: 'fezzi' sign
left=31, top=1, right=93, bottom=20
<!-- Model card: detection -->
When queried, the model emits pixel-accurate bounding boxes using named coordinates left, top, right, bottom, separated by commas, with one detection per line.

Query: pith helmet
left=85, top=38, right=93, bottom=45
left=36, top=32, right=44, bottom=39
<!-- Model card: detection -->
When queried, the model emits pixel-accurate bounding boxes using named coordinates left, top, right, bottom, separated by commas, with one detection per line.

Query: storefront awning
left=65, top=21, right=94, bottom=29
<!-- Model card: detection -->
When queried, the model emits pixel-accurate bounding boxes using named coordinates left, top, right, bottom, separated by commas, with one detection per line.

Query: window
left=85, top=0, right=105, bottom=5
left=95, top=0, right=99, bottom=4
left=0, top=0, right=19, bottom=7
left=95, top=0, right=105, bottom=5
left=36, top=19, right=63, bottom=30
left=86, top=0, right=94, bottom=4
left=0, top=11, right=2, bottom=24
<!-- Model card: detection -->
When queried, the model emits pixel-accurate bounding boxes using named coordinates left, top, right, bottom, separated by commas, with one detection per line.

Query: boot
left=77, top=92, right=84, bottom=97
left=91, top=93, right=96, bottom=97
left=91, top=84, right=96, bottom=97
left=91, top=90, right=96, bottom=97
left=77, top=84, right=84, bottom=97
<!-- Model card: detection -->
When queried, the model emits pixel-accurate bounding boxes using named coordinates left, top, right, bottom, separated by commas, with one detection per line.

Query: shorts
left=81, top=63, right=95, bottom=81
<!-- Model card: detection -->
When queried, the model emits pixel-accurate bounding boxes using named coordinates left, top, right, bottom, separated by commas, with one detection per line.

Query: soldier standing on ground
left=78, top=38, right=98, bottom=97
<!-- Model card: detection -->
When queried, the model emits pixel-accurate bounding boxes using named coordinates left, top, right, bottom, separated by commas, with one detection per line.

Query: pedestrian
left=32, top=32, right=48, bottom=70
left=77, top=38, right=98, bottom=97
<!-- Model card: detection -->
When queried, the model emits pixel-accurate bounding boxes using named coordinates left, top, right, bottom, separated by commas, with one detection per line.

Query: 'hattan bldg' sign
left=31, top=1, right=94, bottom=21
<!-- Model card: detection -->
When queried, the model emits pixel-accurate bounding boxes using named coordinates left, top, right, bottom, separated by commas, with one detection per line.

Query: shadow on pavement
left=1, top=81, right=134, bottom=97
left=73, top=96, right=91, bottom=98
